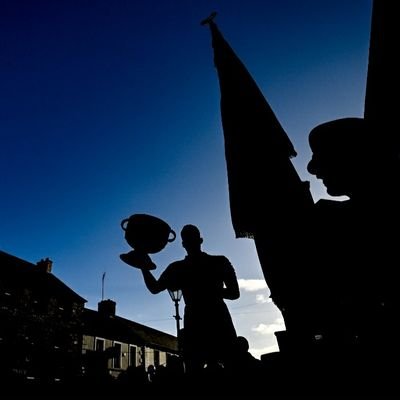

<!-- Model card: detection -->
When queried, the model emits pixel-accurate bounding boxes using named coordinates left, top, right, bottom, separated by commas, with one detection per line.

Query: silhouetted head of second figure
left=307, top=117, right=383, bottom=198
left=235, top=336, right=250, bottom=354
left=181, top=224, right=203, bottom=255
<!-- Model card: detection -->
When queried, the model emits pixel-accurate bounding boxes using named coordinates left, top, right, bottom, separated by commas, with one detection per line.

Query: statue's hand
left=120, top=251, right=156, bottom=270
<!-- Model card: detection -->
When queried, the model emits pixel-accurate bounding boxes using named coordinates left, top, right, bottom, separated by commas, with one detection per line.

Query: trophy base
left=119, top=251, right=156, bottom=270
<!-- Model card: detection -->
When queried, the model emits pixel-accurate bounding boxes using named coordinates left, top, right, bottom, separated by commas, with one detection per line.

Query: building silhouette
left=82, top=299, right=179, bottom=381
left=0, top=250, right=179, bottom=385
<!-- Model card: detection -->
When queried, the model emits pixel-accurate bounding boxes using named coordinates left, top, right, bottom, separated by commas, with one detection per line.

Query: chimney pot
left=98, top=299, right=116, bottom=317
left=36, top=257, right=53, bottom=273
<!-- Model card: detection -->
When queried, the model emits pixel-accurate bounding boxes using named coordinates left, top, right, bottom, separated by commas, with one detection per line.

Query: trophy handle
left=121, top=218, right=129, bottom=231
left=168, top=229, right=176, bottom=242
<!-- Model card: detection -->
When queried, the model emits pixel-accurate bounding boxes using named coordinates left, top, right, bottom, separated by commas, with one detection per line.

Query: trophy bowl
left=120, top=214, right=176, bottom=270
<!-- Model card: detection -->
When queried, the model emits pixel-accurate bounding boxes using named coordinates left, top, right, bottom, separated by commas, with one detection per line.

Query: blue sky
left=1, top=0, right=372, bottom=357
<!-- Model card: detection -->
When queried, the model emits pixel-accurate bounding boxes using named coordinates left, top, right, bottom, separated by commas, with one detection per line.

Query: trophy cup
left=120, top=214, right=176, bottom=270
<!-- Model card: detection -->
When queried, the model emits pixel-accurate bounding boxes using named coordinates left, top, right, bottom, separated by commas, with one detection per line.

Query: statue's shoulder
left=167, top=259, right=187, bottom=270
left=315, top=198, right=350, bottom=210
left=203, top=253, right=230, bottom=265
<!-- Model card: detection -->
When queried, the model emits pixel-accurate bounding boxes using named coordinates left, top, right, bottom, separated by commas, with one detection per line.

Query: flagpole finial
left=200, top=11, right=217, bottom=26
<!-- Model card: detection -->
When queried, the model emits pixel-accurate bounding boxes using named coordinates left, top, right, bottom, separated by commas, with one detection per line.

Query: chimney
left=36, top=257, right=53, bottom=273
left=98, top=299, right=116, bottom=317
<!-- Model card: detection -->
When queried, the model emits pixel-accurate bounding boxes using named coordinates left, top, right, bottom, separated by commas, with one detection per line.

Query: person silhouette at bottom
left=226, top=336, right=262, bottom=385
left=134, top=224, right=240, bottom=378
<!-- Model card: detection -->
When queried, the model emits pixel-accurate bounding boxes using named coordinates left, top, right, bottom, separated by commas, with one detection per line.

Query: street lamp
left=167, top=289, right=183, bottom=339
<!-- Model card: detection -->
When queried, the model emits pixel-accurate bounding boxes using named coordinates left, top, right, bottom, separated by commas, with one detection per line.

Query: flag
left=205, top=19, right=312, bottom=238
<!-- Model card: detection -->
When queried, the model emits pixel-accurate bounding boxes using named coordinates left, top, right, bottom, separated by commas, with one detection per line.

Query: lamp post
left=167, top=289, right=183, bottom=339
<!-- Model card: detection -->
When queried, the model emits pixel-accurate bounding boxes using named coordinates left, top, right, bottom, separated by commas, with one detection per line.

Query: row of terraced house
left=0, top=250, right=179, bottom=383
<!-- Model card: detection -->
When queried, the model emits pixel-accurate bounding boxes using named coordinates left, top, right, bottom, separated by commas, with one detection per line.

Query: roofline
left=82, top=308, right=179, bottom=353
left=0, top=250, right=87, bottom=303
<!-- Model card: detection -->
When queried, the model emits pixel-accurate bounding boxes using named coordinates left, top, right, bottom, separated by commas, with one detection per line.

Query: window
left=154, top=350, right=160, bottom=367
left=113, top=342, right=122, bottom=369
left=95, top=338, right=105, bottom=352
left=129, top=345, right=137, bottom=367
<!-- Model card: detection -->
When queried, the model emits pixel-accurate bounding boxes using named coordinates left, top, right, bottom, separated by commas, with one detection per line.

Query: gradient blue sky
left=1, top=0, right=372, bottom=357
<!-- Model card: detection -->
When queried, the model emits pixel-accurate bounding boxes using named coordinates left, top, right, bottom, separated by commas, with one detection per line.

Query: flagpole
left=102, top=272, right=106, bottom=301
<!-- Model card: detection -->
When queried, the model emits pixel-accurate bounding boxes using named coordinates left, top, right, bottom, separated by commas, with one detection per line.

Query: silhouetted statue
left=306, top=118, right=400, bottom=349
left=237, top=117, right=400, bottom=395
left=259, top=117, right=399, bottom=393
left=129, top=224, right=240, bottom=376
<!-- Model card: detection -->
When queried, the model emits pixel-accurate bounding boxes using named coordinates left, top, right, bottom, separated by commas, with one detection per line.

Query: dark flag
left=203, top=15, right=313, bottom=238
